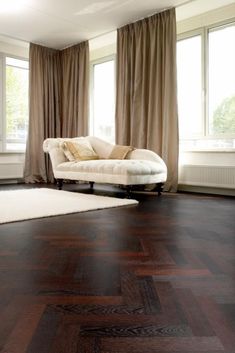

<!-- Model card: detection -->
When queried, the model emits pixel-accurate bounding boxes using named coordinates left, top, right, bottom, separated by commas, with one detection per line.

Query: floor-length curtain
left=115, top=9, right=178, bottom=191
left=24, top=41, right=89, bottom=183
left=60, top=41, right=89, bottom=137
left=24, top=43, right=62, bottom=183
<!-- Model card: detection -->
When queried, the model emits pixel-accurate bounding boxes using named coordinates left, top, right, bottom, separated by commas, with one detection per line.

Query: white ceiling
left=0, top=0, right=234, bottom=49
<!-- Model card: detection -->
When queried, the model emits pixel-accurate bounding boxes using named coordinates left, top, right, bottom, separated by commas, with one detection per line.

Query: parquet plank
left=198, top=296, right=235, bottom=351
left=26, top=307, right=60, bottom=353
left=175, top=288, right=215, bottom=337
left=50, top=318, right=80, bottom=353
left=1, top=304, right=45, bottom=353
left=100, top=337, right=224, bottom=352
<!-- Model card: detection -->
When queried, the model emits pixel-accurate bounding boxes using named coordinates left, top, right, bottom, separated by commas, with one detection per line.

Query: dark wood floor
left=0, top=183, right=235, bottom=353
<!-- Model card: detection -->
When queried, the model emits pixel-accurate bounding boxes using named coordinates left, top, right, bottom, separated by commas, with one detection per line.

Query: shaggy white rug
left=0, top=188, right=138, bottom=224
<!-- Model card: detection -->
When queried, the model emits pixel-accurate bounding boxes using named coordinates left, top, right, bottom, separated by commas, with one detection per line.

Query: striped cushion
left=109, top=145, right=134, bottom=159
left=63, top=140, right=99, bottom=161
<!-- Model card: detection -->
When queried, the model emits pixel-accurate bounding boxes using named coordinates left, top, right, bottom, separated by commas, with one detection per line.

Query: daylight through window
left=90, top=57, right=115, bottom=144
left=5, top=57, right=29, bottom=152
left=177, top=22, right=235, bottom=150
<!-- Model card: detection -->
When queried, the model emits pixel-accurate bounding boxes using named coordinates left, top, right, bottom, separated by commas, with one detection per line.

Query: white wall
left=89, top=31, right=116, bottom=61
left=0, top=38, right=29, bottom=58
left=90, top=43, right=116, bottom=61
left=177, top=3, right=235, bottom=34
left=0, top=39, right=29, bottom=181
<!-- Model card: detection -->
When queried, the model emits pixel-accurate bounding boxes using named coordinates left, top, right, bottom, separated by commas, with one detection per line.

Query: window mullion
left=204, top=27, right=209, bottom=137
left=89, top=62, right=96, bottom=137
left=0, top=54, right=3, bottom=152
left=200, top=28, right=206, bottom=138
left=2, top=55, right=6, bottom=152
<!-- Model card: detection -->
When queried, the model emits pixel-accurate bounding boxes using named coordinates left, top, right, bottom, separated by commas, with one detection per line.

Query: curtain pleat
left=24, top=44, right=61, bottom=183
left=115, top=9, right=179, bottom=191
left=24, top=41, right=89, bottom=183
left=61, top=42, right=89, bottom=137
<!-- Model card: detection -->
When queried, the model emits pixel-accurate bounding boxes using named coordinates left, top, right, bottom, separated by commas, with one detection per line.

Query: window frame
left=0, top=53, right=29, bottom=153
left=89, top=54, right=116, bottom=141
left=177, top=19, right=235, bottom=150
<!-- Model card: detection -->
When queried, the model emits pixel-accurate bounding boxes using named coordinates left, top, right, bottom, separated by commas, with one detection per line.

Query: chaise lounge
left=43, top=136, right=167, bottom=195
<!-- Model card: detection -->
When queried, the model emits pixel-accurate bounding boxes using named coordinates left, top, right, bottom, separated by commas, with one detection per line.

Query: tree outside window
left=5, top=57, right=29, bottom=151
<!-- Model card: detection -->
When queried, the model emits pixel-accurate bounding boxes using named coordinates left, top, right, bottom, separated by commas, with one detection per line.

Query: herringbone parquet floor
left=0, top=184, right=235, bottom=353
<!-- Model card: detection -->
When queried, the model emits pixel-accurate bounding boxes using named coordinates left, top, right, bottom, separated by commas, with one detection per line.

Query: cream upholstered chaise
left=43, top=136, right=167, bottom=195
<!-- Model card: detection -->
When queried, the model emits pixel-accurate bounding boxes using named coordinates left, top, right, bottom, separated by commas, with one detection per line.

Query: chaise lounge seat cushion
left=55, top=159, right=166, bottom=185
left=43, top=136, right=167, bottom=186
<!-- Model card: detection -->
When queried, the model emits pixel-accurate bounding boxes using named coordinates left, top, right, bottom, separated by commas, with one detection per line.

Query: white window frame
left=177, top=19, right=235, bottom=149
left=0, top=53, right=4, bottom=152
left=89, top=55, right=116, bottom=139
left=0, top=53, right=29, bottom=153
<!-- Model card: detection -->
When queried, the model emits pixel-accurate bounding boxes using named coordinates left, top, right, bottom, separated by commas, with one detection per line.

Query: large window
left=177, top=22, right=235, bottom=150
left=90, top=56, right=115, bottom=143
left=0, top=55, right=29, bottom=152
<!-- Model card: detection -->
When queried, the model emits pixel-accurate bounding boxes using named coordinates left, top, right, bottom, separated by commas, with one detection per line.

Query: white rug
left=0, top=188, right=138, bottom=224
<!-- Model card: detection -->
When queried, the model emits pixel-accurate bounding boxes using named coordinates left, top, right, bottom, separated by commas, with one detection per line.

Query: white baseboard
left=0, top=179, right=23, bottom=185
left=178, top=184, right=235, bottom=197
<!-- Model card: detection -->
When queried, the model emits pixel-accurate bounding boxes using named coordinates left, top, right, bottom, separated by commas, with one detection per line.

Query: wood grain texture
left=0, top=183, right=235, bottom=353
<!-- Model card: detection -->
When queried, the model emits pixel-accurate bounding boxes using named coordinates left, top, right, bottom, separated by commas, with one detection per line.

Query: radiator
left=179, top=165, right=235, bottom=189
left=0, top=163, right=24, bottom=179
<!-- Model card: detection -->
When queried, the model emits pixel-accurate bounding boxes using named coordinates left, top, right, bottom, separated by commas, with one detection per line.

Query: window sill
left=0, top=151, right=25, bottom=155
left=180, top=149, right=235, bottom=153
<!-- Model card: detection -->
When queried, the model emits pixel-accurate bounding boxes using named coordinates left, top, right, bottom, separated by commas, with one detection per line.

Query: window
left=0, top=55, right=29, bottom=152
left=177, top=35, right=203, bottom=138
left=177, top=22, right=235, bottom=150
left=90, top=56, right=115, bottom=143
left=208, top=25, right=235, bottom=136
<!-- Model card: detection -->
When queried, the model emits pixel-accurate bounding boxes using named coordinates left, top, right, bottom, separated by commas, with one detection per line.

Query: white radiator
left=179, top=165, right=235, bottom=189
left=0, top=162, right=24, bottom=179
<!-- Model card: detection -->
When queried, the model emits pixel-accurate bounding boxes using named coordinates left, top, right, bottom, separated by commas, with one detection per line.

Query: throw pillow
left=109, top=145, right=134, bottom=159
left=63, top=140, right=99, bottom=161
left=61, top=142, right=75, bottom=161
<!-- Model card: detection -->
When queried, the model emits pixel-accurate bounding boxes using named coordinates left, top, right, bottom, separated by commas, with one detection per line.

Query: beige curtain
left=24, top=41, right=89, bottom=183
left=61, top=42, right=89, bottom=137
left=115, top=9, right=178, bottom=191
left=24, top=44, right=61, bottom=183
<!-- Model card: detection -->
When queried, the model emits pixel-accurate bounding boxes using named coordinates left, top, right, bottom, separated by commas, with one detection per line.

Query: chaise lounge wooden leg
left=56, top=178, right=64, bottom=190
left=89, top=181, right=94, bottom=190
left=126, top=185, right=132, bottom=199
left=155, top=182, right=164, bottom=196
